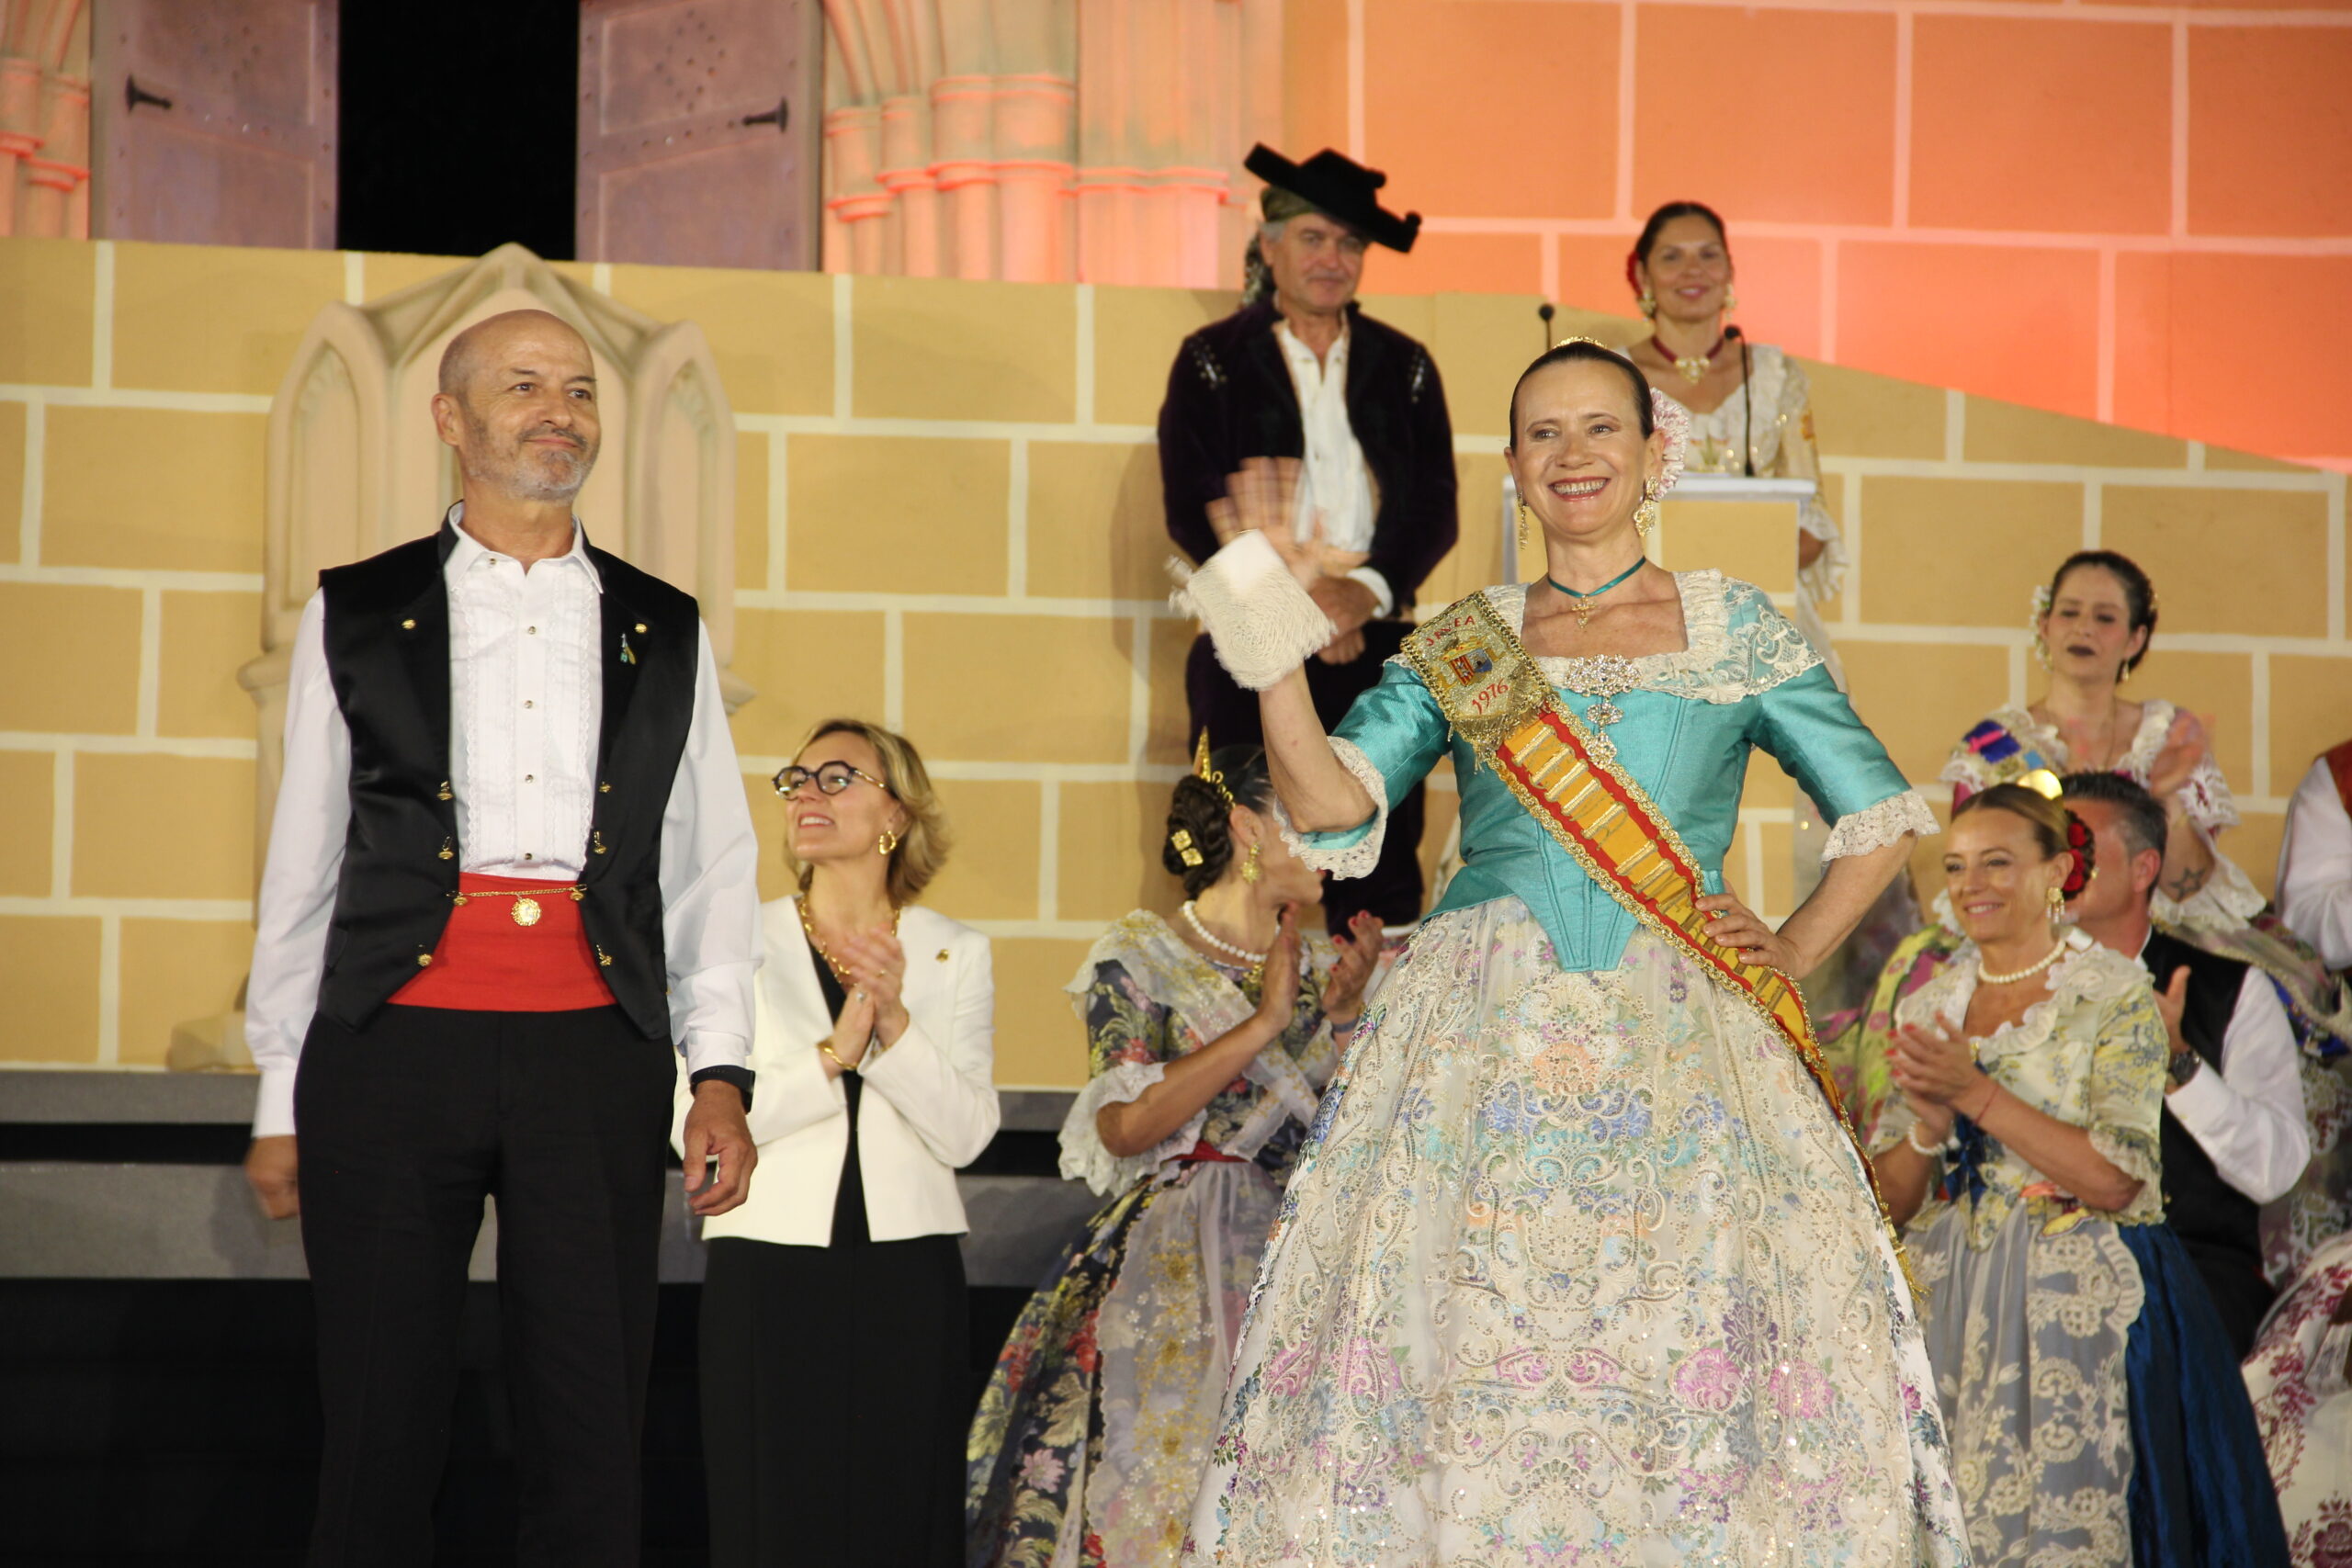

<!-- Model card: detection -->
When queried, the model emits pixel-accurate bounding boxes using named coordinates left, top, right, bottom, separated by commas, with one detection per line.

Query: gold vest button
left=416, top=954, right=433, bottom=967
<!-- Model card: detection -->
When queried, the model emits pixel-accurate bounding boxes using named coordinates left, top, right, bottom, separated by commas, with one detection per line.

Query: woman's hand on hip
left=1693, top=890, right=1804, bottom=976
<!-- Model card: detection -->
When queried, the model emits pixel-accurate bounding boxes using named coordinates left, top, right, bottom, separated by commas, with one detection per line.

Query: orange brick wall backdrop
left=1280, top=0, right=2352, bottom=471
left=0, top=236, right=2346, bottom=1086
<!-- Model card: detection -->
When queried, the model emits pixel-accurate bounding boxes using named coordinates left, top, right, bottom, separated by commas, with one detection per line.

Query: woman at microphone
left=1623, top=200, right=1845, bottom=666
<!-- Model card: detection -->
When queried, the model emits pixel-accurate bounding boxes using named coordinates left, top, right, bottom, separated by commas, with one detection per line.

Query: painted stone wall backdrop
left=0, top=235, right=2346, bottom=1087
left=1277, top=0, right=2352, bottom=472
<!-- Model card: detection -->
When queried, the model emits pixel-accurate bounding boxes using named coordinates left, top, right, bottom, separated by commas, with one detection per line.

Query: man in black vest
left=1159, top=144, right=1457, bottom=933
left=2062, top=771, right=2311, bottom=1357
left=240, top=310, right=762, bottom=1566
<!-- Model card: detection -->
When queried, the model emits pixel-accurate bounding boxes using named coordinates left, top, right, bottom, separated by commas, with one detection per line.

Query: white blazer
left=673, top=897, right=1000, bottom=1247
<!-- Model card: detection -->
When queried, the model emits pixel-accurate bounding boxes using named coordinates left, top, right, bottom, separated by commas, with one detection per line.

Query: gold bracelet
left=819, top=1039, right=850, bottom=1071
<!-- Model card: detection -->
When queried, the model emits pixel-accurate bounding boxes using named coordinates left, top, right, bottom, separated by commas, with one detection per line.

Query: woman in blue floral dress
left=966, top=744, right=1378, bottom=1568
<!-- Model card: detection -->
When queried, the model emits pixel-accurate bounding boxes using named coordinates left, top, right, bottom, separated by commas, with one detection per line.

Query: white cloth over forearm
left=2278, top=756, right=2352, bottom=971
left=2162, top=966, right=2312, bottom=1204
left=1171, top=530, right=1337, bottom=691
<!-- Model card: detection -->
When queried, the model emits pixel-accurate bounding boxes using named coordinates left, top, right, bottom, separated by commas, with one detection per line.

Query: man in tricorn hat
left=1158, top=143, right=1458, bottom=934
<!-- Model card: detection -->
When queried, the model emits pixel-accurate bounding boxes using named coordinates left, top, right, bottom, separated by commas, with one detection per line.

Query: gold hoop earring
left=1240, top=841, right=1262, bottom=885
left=1637, top=288, right=1657, bottom=318
left=877, top=827, right=900, bottom=856
left=1515, top=500, right=1532, bottom=549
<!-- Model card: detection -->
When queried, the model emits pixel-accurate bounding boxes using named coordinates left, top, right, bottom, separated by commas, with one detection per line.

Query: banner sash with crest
left=1400, top=591, right=1920, bottom=1297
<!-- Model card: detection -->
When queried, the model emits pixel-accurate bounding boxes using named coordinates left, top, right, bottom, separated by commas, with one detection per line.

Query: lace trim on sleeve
left=1057, top=1060, right=1202, bottom=1198
left=1272, top=736, right=1389, bottom=878
left=1168, top=531, right=1336, bottom=692
left=2086, top=1123, right=2165, bottom=1223
left=1821, top=788, right=1939, bottom=863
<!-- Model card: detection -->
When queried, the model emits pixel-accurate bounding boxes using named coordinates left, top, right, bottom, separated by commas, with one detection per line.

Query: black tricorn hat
left=1244, top=143, right=1421, bottom=254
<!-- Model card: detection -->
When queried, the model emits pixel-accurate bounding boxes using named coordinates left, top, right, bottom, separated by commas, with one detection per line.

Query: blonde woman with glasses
left=675, top=717, right=998, bottom=1568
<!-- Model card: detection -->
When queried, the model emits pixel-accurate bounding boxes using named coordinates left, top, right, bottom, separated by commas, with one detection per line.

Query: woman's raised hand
left=834, top=927, right=910, bottom=1045
left=1206, top=457, right=1325, bottom=591
left=2145, top=709, right=2213, bottom=802
left=1322, top=909, right=1384, bottom=1026
left=1252, top=902, right=1306, bottom=1032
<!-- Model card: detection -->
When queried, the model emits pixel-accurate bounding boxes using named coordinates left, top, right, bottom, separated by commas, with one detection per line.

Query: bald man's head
left=429, top=309, right=601, bottom=506
left=437, top=309, right=590, bottom=398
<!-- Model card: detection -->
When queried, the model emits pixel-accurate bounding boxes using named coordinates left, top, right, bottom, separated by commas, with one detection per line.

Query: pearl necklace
left=1182, top=900, right=1266, bottom=966
left=1978, top=936, right=2067, bottom=987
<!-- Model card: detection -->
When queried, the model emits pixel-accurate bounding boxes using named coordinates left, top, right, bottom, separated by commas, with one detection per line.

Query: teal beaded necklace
left=1546, top=558, right=1646, bottom=627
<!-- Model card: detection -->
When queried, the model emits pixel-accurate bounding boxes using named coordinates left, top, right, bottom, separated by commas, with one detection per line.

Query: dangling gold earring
left=2118, top=661, right=2133, bottom=686
left=1515, top=500, right=1532, bottom=549
left=2032, top=634, right=2052, bottom=671
left=2045, top=886, right=2065, bottom=919
left=1634, top=482, right=1661, bottom=537
left=1240, top=841, right=1262, bottom=885
left=1724, top=286, right=1738, bottom=312
left=877, top=827, right=900, bottom=856
left=1637, top=288, right=1657, bottom=318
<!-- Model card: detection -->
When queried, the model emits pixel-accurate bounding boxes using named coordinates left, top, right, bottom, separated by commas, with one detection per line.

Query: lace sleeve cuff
left=1272, top=737, right=1389, bottom=878
left=2086, top=1123, right=2165, bottom=1221
left=1170, top=531, right=1337, bottom=692
left=1057, top=1061, right=1202, bottom=1198
left=1821, top=789, right=1938, bottom=863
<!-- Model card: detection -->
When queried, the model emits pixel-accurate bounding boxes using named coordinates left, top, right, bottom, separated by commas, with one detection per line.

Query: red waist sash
left=1176, top=1140, right=1245, bottom=1165
left=389, top=873, right=616, bottom=1012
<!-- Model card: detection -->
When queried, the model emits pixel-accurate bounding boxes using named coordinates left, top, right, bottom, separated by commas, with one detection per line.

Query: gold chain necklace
left=450, top=885, right=584, bottom=926
left=797, top=896, right=901, bottom=986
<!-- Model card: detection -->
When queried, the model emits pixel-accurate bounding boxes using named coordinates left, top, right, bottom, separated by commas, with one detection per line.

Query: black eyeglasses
left=774, top=762, right=888, bottom=797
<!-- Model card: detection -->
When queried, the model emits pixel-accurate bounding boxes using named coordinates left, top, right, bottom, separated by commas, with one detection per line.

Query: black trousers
left=698, top=1234, right=968, bottom=1568
left=294, top=1003, right=676, bottom=1568
left=1186, top=624, right=1428, bottom=931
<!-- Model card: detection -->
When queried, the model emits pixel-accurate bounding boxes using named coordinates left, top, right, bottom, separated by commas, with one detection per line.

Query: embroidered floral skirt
left=2245, top=1232, right=2352, bottom=1566
left=1184, top=900, right=1966, bottom=1567
left=968, top=1158, right=1283, bottom=1568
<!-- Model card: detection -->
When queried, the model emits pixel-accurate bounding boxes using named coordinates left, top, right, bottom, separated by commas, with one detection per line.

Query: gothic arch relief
left=243, top=243, right=752, bottom=881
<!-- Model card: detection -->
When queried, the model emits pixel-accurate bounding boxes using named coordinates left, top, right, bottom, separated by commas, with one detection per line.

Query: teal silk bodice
left=1308, top=574, right=1919, bottom=973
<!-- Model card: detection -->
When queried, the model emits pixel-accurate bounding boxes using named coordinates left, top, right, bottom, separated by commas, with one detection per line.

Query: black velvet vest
left=311, top=522, right=700, bottom=1043
left=2146, top=930, right=2261, bottom=1270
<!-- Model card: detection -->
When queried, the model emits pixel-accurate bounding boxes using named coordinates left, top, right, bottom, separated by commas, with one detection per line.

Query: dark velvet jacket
left=1157, top=300, right=1457, bottom=614
left=312, top=522, right=699, bottom=1043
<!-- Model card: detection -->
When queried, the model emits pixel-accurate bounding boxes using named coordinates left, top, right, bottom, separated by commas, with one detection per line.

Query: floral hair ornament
left=2017, top=769, right=2098, bottom=898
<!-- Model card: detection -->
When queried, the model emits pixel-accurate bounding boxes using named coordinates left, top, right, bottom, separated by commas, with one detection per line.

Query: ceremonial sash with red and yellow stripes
left=1402, top=591, right=1918, bottom=1295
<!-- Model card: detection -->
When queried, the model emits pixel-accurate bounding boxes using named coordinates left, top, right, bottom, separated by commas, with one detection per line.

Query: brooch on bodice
left=1555, top=655, right=1641, bottom=740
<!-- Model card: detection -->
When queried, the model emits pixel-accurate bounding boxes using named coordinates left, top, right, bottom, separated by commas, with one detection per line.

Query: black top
left=2145, top=931, right=2267, bottom=1280
left=1156, top=301, right=1458, bottom=615
left=805, top=942, right=869, bottom=1247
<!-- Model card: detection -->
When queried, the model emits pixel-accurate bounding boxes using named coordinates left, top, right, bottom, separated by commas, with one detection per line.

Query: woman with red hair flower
left=1871, top=780, right=2286, bottom=1567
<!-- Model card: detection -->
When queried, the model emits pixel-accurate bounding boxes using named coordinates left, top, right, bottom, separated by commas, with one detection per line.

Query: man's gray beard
left=511, top=455, right=590, bottom=502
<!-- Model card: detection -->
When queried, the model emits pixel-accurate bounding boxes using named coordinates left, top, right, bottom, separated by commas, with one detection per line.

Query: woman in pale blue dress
left=1171, top=341, right=1966, bottom=1566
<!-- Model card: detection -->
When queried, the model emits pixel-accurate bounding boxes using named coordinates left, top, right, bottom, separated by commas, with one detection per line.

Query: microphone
left=1725, top=324, right=1755, bottom=477
left=1537, top=301, right=1555, bottom=350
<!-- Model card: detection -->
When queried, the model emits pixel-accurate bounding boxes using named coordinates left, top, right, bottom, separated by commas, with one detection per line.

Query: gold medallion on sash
left=1402, top=591, right=1920, bottom=1298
